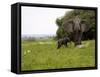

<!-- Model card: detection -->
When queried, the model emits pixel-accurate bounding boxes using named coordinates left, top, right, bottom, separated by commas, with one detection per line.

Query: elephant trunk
left=73, top=30, right=82, bottom=46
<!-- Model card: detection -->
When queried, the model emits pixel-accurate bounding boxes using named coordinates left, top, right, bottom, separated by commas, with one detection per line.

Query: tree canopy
left=56, top=9, right=96, bottom=40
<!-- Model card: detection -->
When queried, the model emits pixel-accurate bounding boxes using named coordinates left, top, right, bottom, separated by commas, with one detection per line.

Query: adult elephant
left=62, top=16, right=90, bottom=47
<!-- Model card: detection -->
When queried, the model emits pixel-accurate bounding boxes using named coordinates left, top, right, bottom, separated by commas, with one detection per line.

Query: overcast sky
left=21, top=6, right=72, bottom=36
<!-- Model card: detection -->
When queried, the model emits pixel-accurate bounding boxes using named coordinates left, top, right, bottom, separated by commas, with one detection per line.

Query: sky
left=21, top=6, right=72, bottom=36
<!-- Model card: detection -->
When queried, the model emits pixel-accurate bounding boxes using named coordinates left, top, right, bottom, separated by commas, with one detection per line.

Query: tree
left=56, top=9, right=96, bottom=40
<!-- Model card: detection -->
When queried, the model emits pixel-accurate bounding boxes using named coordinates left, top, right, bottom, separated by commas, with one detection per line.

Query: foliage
left=56, top=26, right=68, bottom=39
left=56, top=9, right=96, bottom=40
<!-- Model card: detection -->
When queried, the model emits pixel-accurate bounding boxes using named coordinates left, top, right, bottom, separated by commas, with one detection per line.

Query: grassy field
left=21, top=39, right=95, bottom=71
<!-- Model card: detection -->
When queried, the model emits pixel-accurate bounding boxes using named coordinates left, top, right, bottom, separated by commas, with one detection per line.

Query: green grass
left=21, top=39, right=95, bottom=71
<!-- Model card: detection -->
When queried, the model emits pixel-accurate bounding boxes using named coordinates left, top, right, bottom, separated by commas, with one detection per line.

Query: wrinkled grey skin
left=57, top=36, right=70, bottom=49
left=63, top=16, right=90, bottom=46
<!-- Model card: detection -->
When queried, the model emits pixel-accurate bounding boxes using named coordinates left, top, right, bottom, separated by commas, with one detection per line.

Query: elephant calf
left=57, top=37, right=70, bottom=49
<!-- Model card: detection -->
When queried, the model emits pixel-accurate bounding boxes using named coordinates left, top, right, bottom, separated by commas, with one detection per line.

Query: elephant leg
left=57, top=42, right=61, bottom=49
left=64, top=42, right=68, bottom=47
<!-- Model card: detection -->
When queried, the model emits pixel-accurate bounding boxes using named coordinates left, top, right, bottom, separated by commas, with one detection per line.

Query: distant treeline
left=22, top=35, right=55, bottom=41
left=56, top=9, right=96, bottom=40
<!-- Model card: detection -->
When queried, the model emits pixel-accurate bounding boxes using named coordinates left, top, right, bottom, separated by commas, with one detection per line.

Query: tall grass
left=21, top=40, right=95, bottom=71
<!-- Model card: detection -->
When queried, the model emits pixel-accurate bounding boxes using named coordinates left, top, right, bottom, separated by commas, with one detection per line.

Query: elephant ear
left=62, top=20, right=74, bottom=33
left=80, top=20, right=90, bottom=32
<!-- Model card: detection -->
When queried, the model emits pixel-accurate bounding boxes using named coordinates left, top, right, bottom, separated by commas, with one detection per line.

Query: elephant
left=57, top=36, right=70, bottom=49
left=62, top=16, right=90, bottom=47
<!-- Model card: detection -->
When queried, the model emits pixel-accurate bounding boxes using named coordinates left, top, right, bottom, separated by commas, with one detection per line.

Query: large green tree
left=56, top=9, right=96, bottom=40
